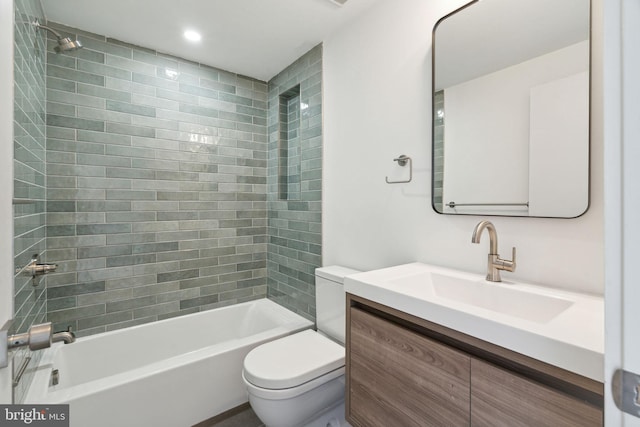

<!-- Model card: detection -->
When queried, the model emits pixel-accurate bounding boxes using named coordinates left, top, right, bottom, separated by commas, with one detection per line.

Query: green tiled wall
left=44, top=23, right=269, bottom=336
left=13, top=0, right=47, bottom=403
left=278, top=85, right=302, bottom=200
left=433, top=90, right=444, bottom=211
left=266, top=45, right=323, bottom=321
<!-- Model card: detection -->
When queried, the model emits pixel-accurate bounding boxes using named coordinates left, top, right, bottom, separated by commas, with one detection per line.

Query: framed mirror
left=432, top=0, right=590, bottom=217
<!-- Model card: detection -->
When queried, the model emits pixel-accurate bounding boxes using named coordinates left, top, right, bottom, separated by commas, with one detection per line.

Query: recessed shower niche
left=278, top=85, right=302, bottom=201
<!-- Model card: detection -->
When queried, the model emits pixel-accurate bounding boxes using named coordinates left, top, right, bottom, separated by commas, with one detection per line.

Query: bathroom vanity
left=344, top=263, right=604, bottom=427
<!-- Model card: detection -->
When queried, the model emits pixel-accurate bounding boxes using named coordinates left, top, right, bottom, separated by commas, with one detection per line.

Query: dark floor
left=213, top=408, right=264, bottom=427
left=196, top=404, right=353, bottom=427
left=196, top=406, right=264, bottom=427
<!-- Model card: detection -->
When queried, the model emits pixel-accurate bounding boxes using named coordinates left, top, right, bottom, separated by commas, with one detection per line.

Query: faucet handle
left=498, top=247, right=516, bottom=272
left=7, top=322, right=52, bottom=351
left=496, top=247, right=516, bottom=271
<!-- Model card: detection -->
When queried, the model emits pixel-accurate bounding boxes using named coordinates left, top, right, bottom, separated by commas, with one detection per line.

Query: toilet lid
left=243, top=330, right=345, bottom=390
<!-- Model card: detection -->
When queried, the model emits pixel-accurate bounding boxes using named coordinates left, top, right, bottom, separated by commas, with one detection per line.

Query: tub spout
left=52, top=329, right=75, bottom=344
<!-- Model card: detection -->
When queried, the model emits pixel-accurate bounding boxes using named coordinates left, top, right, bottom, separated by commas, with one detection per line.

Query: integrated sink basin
left=344, top=262, right=604, bottom=382
left=390, top=271, right=574, bottom=324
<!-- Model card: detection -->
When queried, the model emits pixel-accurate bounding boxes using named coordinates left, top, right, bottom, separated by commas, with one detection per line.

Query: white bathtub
left=25, top=298, right=312, bottom=427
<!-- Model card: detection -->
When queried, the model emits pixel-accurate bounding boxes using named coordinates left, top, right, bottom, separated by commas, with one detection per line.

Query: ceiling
left=40, top=0, right=380, bottom=81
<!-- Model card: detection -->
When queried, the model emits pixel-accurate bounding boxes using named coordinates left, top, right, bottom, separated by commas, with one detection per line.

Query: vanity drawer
left=348, top=306, right=470, bottom=427
left=471, top=358, right=602, bottom=427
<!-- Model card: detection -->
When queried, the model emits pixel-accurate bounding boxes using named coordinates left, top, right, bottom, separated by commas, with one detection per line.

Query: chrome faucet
left=6, top=322, right=75, bottom=351
left=52, top=328, right=76, bottom=345
left=471, top=220, right=516, bottom=282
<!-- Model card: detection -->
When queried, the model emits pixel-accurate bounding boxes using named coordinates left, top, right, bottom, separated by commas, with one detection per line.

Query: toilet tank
left=315, top=266, right=361, bottom=345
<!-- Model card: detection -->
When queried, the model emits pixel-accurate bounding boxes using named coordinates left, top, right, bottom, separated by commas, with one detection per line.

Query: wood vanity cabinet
left=346, top=294, right=604, bottom=427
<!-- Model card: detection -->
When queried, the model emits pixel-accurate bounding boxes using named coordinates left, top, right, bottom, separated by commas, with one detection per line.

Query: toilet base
left=301, top=401, right=350, bottom=427
left=250, top=398, right=350, bottom=427
left=246, top=373, right=346, bottom=427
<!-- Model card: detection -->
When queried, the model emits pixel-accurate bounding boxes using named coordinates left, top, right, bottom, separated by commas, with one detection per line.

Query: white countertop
left=344, top=262, right=604, bottom=382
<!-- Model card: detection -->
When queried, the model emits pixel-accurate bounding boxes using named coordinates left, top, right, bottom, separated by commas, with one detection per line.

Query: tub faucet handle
left=25, top=259, right=58, bottom=277
left=7, top=322, right=53, bottom=351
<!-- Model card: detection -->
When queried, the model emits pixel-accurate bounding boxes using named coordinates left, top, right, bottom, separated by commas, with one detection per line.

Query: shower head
left=33, top=20, right=83, bottom=53
left=54, top=37, right=83, bottom=53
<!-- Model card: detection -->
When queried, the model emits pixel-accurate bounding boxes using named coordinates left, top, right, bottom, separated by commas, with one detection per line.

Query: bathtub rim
left=38, top=297, right=307, bottom=367
left=25, top=298, right=313, bottom=404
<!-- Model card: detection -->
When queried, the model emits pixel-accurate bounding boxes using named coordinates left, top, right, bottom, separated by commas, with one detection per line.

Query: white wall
left=442, top=42, right=589, bottom=216
left=323, top=0, right=604, bottom=295
left=529, top=71, right=589, bottom=217
left=0, top=0, right=15, bottom=404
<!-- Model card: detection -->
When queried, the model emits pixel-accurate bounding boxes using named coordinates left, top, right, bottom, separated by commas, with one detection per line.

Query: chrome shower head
left=54, top=37, right=82, bottom=53
left=33, top=20, right=83, bottom=53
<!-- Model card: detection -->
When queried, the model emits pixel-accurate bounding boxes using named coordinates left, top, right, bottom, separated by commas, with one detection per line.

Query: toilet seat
left=243, top=329, right=345, bottom=391
left=242, top=366, right=345, bottom=400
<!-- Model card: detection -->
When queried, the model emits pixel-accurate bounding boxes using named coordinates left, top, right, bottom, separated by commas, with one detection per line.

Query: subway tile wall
left=44, top=23, right=269, bottom=336
left=266, top=45, right=323, bottom=321
left=278, top=86, right=302, bottom=200
left=433, top=90, right=445, bottom=212
left=13, top=0, right=47, bottom=403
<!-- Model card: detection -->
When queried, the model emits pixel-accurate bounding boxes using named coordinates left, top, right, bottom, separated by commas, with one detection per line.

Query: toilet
left=242, top=266, right=360, bottom=427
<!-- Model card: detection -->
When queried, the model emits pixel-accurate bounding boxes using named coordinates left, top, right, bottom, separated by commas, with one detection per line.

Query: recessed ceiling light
left=184, top=30, right=202, bottom=43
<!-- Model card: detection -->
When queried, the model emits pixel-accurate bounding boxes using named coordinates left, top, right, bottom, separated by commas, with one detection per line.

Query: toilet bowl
left=242, top=330, right=346, bottom=427
left=242, top=266, right=360, bottom=427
